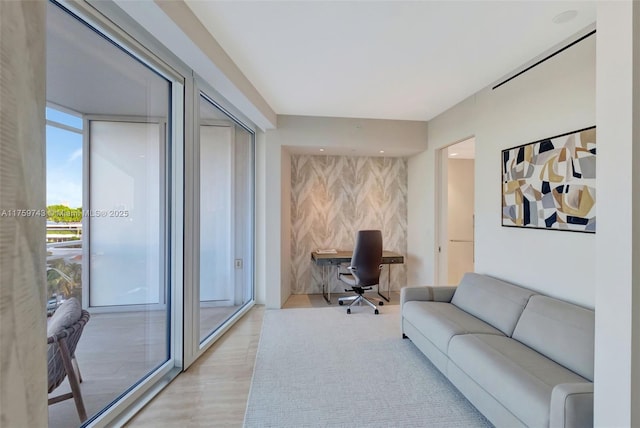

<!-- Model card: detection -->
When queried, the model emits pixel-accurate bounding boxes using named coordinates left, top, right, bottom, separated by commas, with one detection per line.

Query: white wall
left=254, top=130, right=268, bottom=305
left=257, top=129, right=286, bottom=308
left=475, top=35, right=596, bottom=307
left=408, top=95, right=476, bottom=287
left=280, top=147, right=292, bottom=306
left=594, top=2, right=640, bottom=426
left=407, top=150, right=431, bottom=286
left=275, top=115, right=428, bottom=157
left=409, top=34, right=596, bottom=307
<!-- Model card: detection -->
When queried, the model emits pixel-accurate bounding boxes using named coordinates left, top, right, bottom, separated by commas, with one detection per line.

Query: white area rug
left=244, top=305, right=492, bottom=427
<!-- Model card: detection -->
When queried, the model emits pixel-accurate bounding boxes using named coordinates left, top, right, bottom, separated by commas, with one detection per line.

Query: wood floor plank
left=126, top=306, right=265, bottom=427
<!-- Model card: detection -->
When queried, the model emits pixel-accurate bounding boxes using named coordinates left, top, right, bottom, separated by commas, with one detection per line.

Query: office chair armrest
left=400, top=285, right=457, bottom=306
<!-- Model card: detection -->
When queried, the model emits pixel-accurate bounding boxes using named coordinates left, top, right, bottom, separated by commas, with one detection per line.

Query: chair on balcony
left=47, top=297, right=90, bottom=422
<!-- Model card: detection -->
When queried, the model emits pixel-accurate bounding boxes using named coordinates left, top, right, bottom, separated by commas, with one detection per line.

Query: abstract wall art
left=501, top=127, right=596, bottom=233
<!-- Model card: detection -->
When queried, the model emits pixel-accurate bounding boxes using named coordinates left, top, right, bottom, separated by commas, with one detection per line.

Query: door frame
left=436, top=136, right=475, bottom=285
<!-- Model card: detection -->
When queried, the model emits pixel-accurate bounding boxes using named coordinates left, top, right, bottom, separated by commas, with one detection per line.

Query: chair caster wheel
left=374, top=309, right=379, bottom=315
left=379, top=301, right=384, bottom=306
left=347, top=308, right=351, bottom=314
left=339, top=301, right=344, bottom=305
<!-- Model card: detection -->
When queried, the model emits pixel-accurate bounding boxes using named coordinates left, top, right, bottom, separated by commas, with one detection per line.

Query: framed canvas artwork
left=501, top=126, right=596, bottom=233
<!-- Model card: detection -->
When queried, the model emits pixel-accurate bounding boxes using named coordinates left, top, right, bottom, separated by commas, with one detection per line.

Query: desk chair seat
left=337, top=230, right=384, bottom=314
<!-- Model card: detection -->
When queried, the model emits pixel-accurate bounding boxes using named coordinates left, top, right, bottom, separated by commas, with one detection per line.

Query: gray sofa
left=401, top=273, right=594, bottom=428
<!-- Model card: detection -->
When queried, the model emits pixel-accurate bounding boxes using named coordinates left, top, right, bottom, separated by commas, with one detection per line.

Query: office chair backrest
left=350, top=230, right=383, bottom=287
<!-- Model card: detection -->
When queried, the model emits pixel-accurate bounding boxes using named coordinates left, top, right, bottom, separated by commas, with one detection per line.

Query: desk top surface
left=311, top=250, right=404, bottom=265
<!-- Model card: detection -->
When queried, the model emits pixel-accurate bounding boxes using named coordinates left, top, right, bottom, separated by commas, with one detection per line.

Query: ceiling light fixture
left=552, top=10, right=578, bottom=24
left=379, top=150, right=385, bottom=154
left=319, top=148, right=324, bottom=152
left=450, top=153, right=458, bottom=157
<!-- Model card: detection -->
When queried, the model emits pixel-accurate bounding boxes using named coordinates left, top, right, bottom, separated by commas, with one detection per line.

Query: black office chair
left=338, top=230, right=384, bottom=314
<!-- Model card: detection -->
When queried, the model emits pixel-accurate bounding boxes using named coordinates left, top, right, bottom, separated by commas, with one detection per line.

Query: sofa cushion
left=451, top=273, right=536, bottom=336
left=448, top=333, right=588, bottom=428
left=512, top=295, right=595, bottom=381
left=403, top=301, right=504, bottom=354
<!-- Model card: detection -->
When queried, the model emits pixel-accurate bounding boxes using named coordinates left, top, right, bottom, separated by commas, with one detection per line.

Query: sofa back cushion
left=451, top=273, right=536, bottom=336
left=512, top=295, right=594, bottom=381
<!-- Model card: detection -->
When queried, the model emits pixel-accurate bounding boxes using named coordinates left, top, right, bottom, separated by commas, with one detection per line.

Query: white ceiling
left=185, top=1, right=596, bottom=122
left=47, top=2, right=169, bottom=118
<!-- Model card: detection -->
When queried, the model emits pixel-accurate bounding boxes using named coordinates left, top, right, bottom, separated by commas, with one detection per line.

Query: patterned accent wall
left=291, top=155, right=407, bottom=294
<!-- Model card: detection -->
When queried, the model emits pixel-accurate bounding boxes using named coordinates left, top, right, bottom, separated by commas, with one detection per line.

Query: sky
left=46, top=107, right=83, bottom=208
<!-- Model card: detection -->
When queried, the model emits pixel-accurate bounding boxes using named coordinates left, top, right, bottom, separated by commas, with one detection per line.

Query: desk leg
left=322, top=265, right=331, bottom=304
left=377, top=264, right=391, bottom=303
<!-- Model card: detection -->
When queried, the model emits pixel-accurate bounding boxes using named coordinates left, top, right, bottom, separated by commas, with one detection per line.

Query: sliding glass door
left=46, top=0, right=257, bottom=425
left=198, top=95, right=254, bottom=345
left=46, top=2, right=179, bottom=426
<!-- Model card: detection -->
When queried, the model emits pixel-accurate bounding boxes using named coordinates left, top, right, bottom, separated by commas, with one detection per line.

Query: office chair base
left=338, top=294, right=384, bottom=307
left=347, top=308, right=379, bottom=314
left=338, top=296, right=357, bottom=305
left=340, top=294, right=379, bottom=314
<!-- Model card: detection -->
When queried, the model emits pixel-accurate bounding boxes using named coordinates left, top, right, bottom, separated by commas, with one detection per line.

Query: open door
left=438, top=137, right=475, bottom=285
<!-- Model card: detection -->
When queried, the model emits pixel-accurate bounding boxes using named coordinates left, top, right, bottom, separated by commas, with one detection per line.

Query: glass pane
left=46, top=2, right=171, bottom=426
left=46, top=106, right=83, bottom=129
left=199, top=96, right=254, bottom=343
left=200, top=125, right=232, bottom=304
left=89, top=121, right=162, bottom=307
left=46, top=121, right=83, bottom=312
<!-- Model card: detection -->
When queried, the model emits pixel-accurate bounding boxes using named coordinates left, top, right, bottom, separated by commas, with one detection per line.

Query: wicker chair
left=47, top=309, right=90, bottom=422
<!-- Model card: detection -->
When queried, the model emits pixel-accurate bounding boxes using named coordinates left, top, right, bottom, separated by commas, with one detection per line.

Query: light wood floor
left=48, top=306, right=240, bottom=428
left=127, top=292, right=400, bottom=427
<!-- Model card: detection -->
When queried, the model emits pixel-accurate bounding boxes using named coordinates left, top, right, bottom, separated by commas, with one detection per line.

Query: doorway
left=438, top=137, right=475, bottom=285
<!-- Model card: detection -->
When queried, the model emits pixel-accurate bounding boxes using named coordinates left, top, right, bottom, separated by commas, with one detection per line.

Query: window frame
left=48, top=1, right=185, bottom=426
left=48, top=0, right=259, bottom=425
left=182, top=87, right=257, bottom=366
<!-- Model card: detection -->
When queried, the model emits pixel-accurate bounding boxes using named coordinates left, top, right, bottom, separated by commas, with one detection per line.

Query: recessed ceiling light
left=450, top=153, right=458, bottom=157
left=379, top=150, right=385, bottom=154
left=319, top=148, right=324, bottom=152
left=552, top=10, right=578, bottom=24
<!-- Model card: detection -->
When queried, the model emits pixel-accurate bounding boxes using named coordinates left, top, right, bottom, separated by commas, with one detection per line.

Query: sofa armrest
left=400, top=286, right=457, bottom=306
left=550, top=382, right=593, bottom=428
